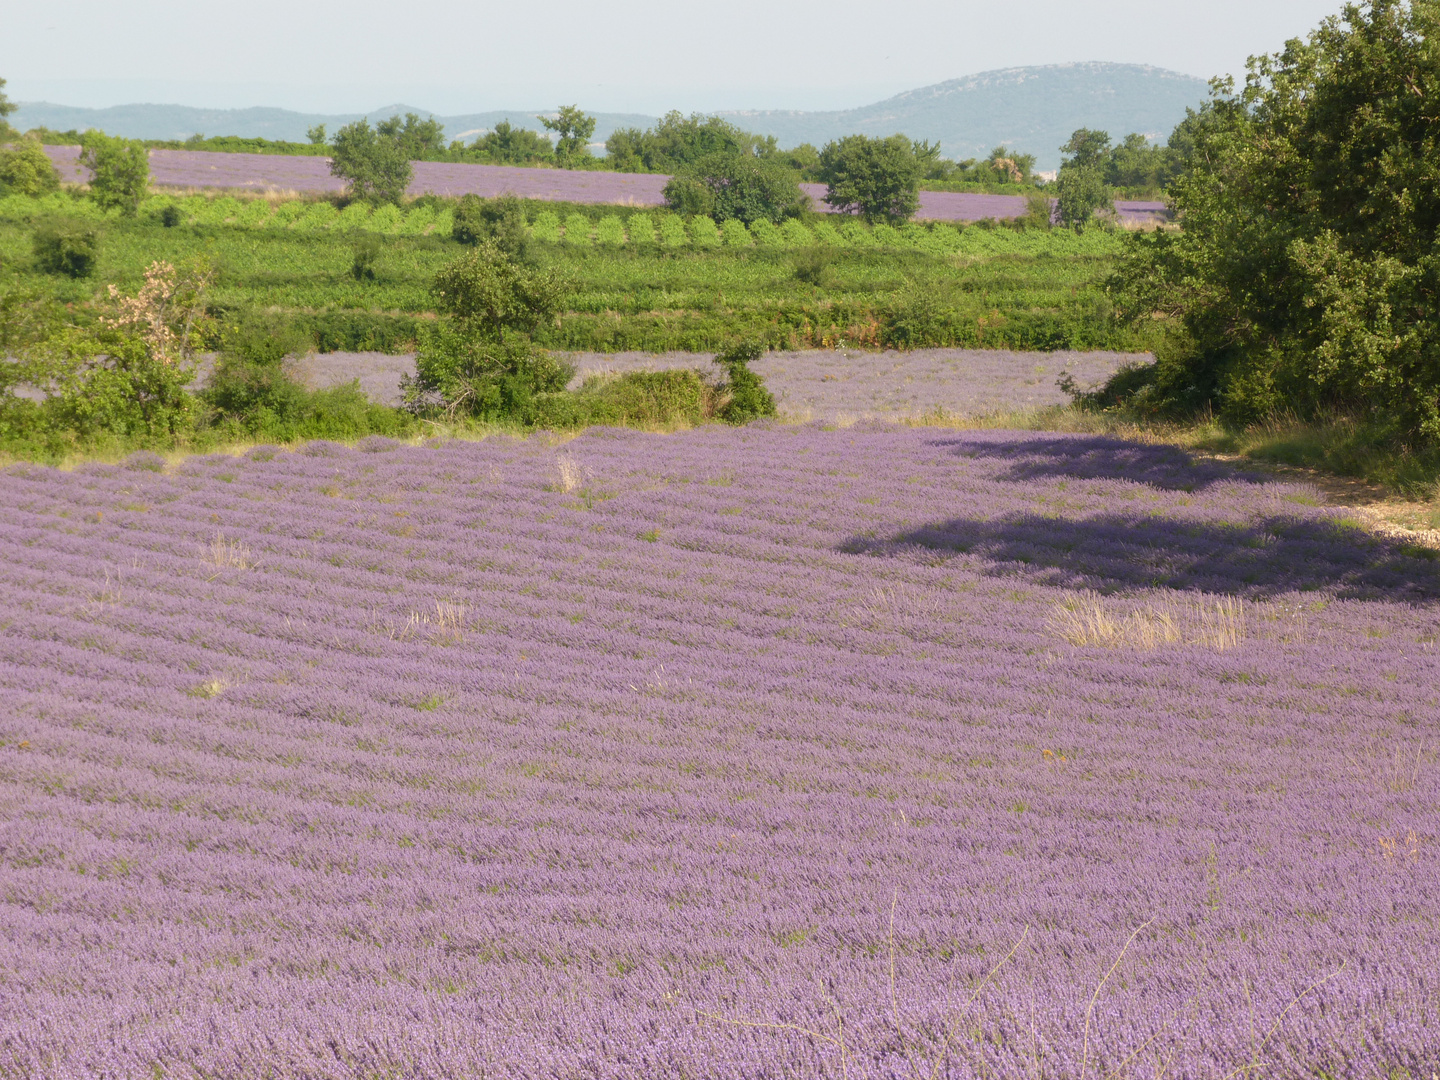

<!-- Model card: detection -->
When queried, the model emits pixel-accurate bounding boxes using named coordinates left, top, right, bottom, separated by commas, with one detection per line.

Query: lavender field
left=39, top=145, right=1169, bottom=224
left=1, top=427, right=1437, bottom=1078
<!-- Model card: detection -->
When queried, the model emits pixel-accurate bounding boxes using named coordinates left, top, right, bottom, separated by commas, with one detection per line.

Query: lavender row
left=1, top=427, right=1437, bottom=1077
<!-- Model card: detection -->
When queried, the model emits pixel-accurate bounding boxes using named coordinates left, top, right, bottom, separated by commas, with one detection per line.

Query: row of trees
left=323, top=107, right=599, bottom=201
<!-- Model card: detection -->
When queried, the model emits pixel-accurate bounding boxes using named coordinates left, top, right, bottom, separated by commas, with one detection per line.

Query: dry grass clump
left=207, top=534, right=252, bottom=571
left=1049, top=592, right=1246, bottom=650
left=382, top=600, right=468, bottom=645
left=1346, top=739, right=1428, bottom=794
left=186, top=678, right=228, bottom=700
left=547, top=455, right=591, bottom=494
left=1379, top=829, right=1421, bottom=864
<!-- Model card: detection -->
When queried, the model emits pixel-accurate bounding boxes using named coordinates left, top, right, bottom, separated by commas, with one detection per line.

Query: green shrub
left=690, top=215, right=720, bottom=247
left=370, top=203, right=402, bottom=234
left=594, top=215, right=626, bottom=246
left=27, top=329, right=195, bottom=441
left=657, top=214, right=689, bottom=248
left=0, top=140, right=61, bottom=197
left=882, top=290, right=948, bottom=348
left=223, top=310, right=313, bottom=366
left=453, top=194, right=530, bottom=260
left=350, top=235, right=381, bottom=281
left=719, top=218, right=751, bottom=247
left=626, top=214, right=656, bottom=245
left=33, top=221, right=99, bottom=278
left=338, top=201, right=372, bottom=230
left=294, top=201, right=339, bottom=231
left=407, top=323, right=575, bottom=420
left=750, top=219, right=785, bottom=247
left=299, top=312, right=422, bottom=353
left=586, top=369, right=704, bottom=425
left=714, top=340, right=776, bottom=423
left=531, top=210, right=561, bottom=243
left=530, top=369, right=705, bottom=429
left=203, top=365, right=408, bottom=443
left=779, top=219, right=814, bottom=247
left=793, top=247, right=836, bottom=288
left=204, top=312, right=408, bottom=442
left=562, top=213, right=592, bottom=246
left=660, top=175, right=714, bottom=218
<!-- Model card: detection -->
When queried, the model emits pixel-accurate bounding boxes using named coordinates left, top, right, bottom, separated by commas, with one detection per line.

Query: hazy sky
left=5, top=0, right=1349, bottom=114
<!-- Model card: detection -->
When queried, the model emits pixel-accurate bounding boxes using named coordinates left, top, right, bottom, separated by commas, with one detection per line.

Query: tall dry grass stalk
left=208, top=535, right=252, bottom=571
left=1049, top=592, right=1246, bottom=650
left=1346, top=739, right=1428, bottom=794
left=549, top=455, right=590, bottom=494
left=381, top=600, right=468, bottom=645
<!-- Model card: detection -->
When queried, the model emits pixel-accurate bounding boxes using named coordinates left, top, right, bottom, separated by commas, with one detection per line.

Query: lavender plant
left=0, top=428, right=1436, bottom=1077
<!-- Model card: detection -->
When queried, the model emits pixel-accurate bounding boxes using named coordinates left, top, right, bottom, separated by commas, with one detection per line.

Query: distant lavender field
left=41, top=146, right=1169, bottom=223
left=289, top=347, right=1139, bottom=416
left=1, top=428, right=1436, bottom=1077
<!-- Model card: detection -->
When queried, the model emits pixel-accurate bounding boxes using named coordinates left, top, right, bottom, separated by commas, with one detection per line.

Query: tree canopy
left=815, top=134, right=921, bottom=224
left=468, top=121, right=553, bottom=165
left=1054, top=128, right=1115, bottom=231
left=407, top=243, right=572, bottom=420
left=539, top=106, right=596, bottom=168
left=79, top=132, right=150, bottom=216
left=1109, top=0, right=1440, bottom=440
left=605, top=112, right=779, bottom=174
left=376, top=113, right=446, bottom=159
left=328, top=119, right=412, bottom=204
left=661, top=152, right=805, bottom=224
left=0, top=139, right=60, bottom=197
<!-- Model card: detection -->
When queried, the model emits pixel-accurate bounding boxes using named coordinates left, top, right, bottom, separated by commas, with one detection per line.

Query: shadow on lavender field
left=941, top=434, right=1246, bottom=491
left=841, top=435, right=1440, bottom=601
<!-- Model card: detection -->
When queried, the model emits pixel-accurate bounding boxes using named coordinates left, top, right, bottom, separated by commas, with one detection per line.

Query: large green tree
left=815, top=134, right=921, bottom=224
left=79, top=132, right=150, bottom=216
left=469, top=121, right=553, bottom=165
left=405, top=243, right=572, bottom=420
left=376, top=113, right=446, bottom=159
left=661, top=152, right=805, bottom=224
left=1110, top=0, right=1440, bottom=438
left=540, top=105, right=596, bottom=168
left=1054, top=128, right=1114, bottom=231
left=328, top=119, right=412, bottom=204
left=605, top=112, right=778, bottom=173
left=0, top=139, right=60, bottom=196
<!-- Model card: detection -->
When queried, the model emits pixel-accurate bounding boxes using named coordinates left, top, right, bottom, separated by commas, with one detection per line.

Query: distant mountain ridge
left=11, top=63, right=1211, bottom=171
left=719, top=64, right=1209, bottom=169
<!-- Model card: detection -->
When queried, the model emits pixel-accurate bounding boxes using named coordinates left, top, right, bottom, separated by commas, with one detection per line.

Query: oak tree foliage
left=328, top=119, right=412, bottom=204
left=815, top=134, right=921, bottom=224
left=1108, top=0, right=1440, bottom=439
left=405, top=243, right=573, bottom=420
left=79, top=132, right=150, bottom=216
